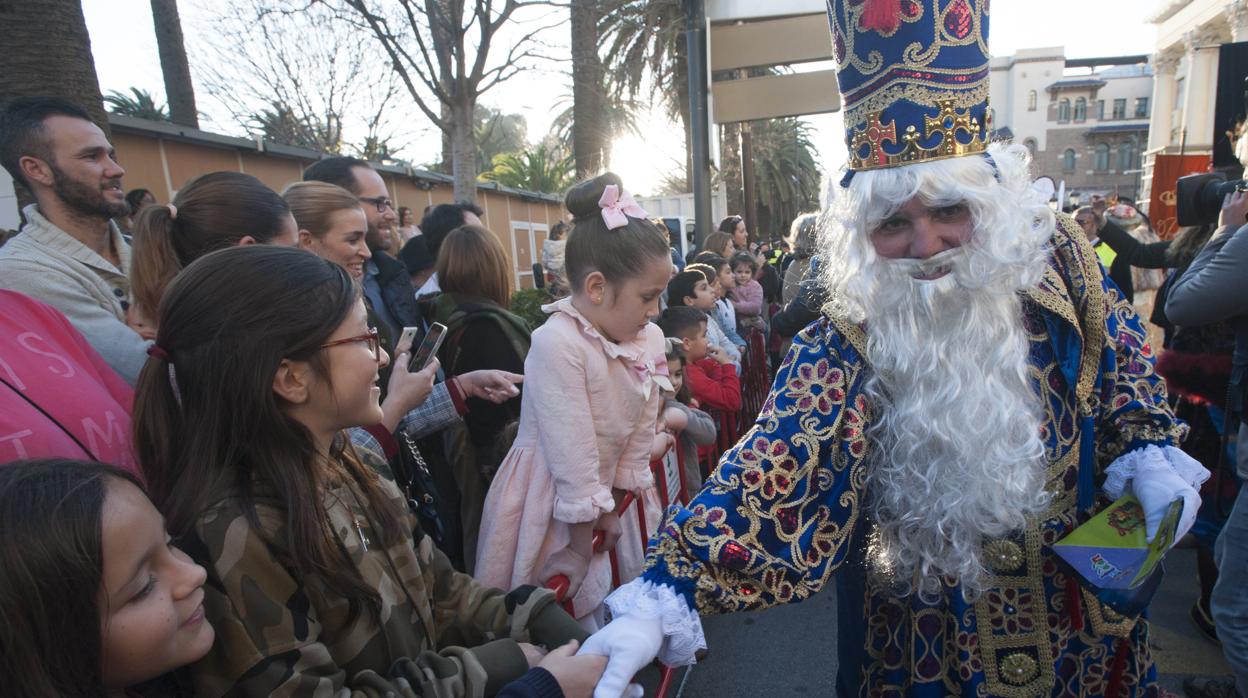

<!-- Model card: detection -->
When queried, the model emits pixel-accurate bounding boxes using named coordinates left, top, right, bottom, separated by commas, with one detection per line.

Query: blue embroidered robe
left=641, top=218, right=1186, bottom=697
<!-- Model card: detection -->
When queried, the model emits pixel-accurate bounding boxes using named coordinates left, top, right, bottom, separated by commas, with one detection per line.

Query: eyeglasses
left=319, top=327, right=381, bottom=361
left=358, top=196, right=394, bottom=213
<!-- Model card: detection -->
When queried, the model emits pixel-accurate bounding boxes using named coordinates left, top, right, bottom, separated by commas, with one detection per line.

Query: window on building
left=1063, top=148, right=1076, bottom=172
left=1118, top=137, right=1139, bottom=171
left=1023, top=138, right=1038, bottom=158
left=1113, top=98, right=1127, bottom=119
left=1027, top=90, right=1037, bottom=111
left=1058, top=98, right=1071, bottom=122
left=1095, top=143, right=1111, bottom=170
left=1097, top=100, right=1105, bottom=120
left=1074, top=97, right=1087, bottom=122
left=1135, top=97, right=1150, bottom=118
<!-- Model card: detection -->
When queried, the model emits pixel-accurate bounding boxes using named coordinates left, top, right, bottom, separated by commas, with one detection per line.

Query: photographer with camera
left=1167, top=188, right=1248, bottom=698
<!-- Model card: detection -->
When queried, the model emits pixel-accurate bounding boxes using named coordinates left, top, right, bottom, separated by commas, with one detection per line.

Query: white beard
left=855, top=252, right=1050, bottom=598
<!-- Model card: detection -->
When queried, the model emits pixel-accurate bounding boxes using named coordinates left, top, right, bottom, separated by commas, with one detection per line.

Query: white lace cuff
left=1103, top=444, right=1211, bottom=499
left=605, top=578, right=707, bottom=666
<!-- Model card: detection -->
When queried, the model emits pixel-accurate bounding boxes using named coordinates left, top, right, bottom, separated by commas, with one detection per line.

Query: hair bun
left=565, top=172, right=624, bottom=221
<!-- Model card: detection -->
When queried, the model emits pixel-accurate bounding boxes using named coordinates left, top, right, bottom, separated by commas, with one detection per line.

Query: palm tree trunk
left=673, top=33, right=693, bottom=189
left=150, top=0, right=198, bottom=127
left=721, top=122, right=742, bottom=214
left=570, top=0, right=606, bottom=179
left=0, top=0, right=110, bottom=211
left=741, top=120, right=758, bottom=238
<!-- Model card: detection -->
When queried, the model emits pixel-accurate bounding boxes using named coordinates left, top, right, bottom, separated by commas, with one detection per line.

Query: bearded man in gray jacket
left=0, top=97, right=149, bottom=384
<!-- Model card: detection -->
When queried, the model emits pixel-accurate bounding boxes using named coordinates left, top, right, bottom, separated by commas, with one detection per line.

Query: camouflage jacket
left=181, top=448, right=584, bottom=697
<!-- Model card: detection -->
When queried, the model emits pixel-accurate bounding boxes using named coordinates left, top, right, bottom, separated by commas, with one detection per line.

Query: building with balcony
left=990, top=48, right=1153, bottom=204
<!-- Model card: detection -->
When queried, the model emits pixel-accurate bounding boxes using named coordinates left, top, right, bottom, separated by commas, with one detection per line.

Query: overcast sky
left=82, top=0, right=1162, bottom=195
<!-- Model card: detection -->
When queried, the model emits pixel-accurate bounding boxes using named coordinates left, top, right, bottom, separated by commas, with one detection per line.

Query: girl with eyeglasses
left=132, top=245, right=602, bottom=697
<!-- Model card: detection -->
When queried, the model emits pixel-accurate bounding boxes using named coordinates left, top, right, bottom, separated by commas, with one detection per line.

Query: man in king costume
left=581, top=1, right=1211, bottom=696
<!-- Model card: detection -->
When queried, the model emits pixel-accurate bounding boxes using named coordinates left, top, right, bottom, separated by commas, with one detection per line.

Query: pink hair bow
left=598, top=184, right=649, bottom=230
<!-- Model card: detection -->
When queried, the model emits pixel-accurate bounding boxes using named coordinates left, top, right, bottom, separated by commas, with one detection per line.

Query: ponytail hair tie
left=167, top=203, right=178, bottom=220
left=146, top=344, right=183, bottom=407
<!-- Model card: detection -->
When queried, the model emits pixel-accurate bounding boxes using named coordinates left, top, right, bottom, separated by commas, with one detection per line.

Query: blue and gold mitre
left=827, top=0, right=991, bottom=174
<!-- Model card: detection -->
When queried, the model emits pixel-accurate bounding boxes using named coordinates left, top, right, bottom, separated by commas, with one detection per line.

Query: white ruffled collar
left=543, top=297, right=648, bottom=362
left=542, top=297, right=673, bottom=394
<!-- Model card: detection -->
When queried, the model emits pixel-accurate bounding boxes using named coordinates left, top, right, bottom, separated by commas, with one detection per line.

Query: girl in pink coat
left=475, top=173, right=675, bottom=628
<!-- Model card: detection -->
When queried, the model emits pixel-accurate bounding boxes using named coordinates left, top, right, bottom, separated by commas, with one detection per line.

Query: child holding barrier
left=475, top=173, right=673, bottom=629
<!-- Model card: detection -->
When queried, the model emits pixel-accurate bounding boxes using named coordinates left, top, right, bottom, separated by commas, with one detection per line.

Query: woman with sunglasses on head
left=132, top=245, right=602, bottom=697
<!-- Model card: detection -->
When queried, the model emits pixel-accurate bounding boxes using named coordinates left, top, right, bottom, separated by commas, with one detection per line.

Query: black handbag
left=392, top=430, right=447, bottom=547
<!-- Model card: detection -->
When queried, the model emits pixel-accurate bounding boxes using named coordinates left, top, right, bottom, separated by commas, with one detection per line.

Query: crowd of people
left=1, top=1, right=1246, bottom=696
left=0, top=92, right=795, bottom=697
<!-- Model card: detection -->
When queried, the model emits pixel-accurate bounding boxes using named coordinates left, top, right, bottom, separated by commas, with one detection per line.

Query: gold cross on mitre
left=923, top=100, right=977, bottom=157
left=849, top=111, right=899, bottom=167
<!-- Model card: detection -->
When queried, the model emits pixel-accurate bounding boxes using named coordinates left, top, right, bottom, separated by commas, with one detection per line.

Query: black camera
left=1176, top=172, right=1248, bottom=226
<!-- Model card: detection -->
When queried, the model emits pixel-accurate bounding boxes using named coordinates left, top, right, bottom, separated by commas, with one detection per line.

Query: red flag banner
left=1149, top=154, right=1211, bottom=239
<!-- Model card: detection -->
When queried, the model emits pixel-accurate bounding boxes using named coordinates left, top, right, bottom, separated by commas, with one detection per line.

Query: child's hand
left=708, top=345, right=732, bottom=365
left=649, top=431, right=673, bottom=460
left=593, top=510, right=623, bottom=553
left=539, top=546, right=590, bottom=598
left=538, top=640, right=607, bottom=698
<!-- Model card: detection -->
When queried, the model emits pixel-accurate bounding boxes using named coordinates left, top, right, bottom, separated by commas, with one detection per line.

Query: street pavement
left=643, top=547, right=1231, bottom=697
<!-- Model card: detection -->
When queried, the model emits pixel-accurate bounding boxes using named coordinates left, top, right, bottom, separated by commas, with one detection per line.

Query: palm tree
left=750, top=117, right=821, bottom=238
left=570, top=0, right=606, bottom=178
left=599, top=0, right=690, bottom=180
left=548, top=94, right=644, bottom=165
left=150, top=0, right=198, bottom=127
left=104, top=88, right=170, bottom=121
left=0, top=0, right=109, bottom=128
left=249, top=101, right=343, bottom=153
left=475, top=106, right=529, bottom=173
left=0, top=0, right=110, bottom=208
left=480, top=144, right=574, bottom=194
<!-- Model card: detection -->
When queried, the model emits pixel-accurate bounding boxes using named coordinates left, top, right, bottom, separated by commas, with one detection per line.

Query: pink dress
left=474, top=298, right=668, bottom=621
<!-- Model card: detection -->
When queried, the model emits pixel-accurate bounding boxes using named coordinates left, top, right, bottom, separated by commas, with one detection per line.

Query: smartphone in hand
left=408, top=322, right=447, bottom=373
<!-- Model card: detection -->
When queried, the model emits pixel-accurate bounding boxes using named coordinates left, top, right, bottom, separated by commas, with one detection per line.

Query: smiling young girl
left=474, top=173, right=673, bottom=628
left=0, top=458, right=214, bottom=697
left=132, top=246, right=589, bottom=696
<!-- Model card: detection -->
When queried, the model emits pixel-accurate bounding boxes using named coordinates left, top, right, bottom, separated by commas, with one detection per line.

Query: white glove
left=578, top=614, right=659, bottom=698
left=1131, top=457, right=1202, bottom=543
left=1104, top=445, right=1209, bottom=543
